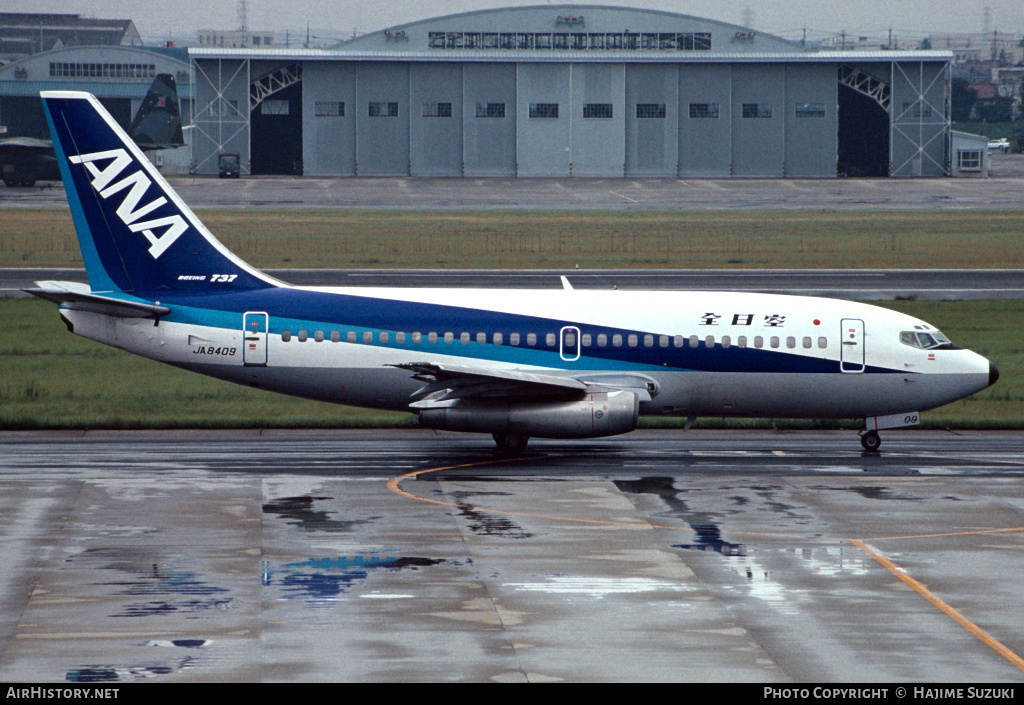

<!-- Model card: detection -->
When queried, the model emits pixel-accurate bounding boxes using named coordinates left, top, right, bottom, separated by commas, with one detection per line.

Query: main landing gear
left=493, top=433, right=529, bottom=456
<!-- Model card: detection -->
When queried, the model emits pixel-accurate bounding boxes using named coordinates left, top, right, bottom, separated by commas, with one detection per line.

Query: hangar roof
left=189, top=5, right=951, bottom=63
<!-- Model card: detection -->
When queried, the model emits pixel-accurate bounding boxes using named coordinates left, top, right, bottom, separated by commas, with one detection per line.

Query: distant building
left=190, top=4, right=955, bottom=179
left=0, top=12, right=141, bottom=64
left=197, top=30, right=274, bottom=49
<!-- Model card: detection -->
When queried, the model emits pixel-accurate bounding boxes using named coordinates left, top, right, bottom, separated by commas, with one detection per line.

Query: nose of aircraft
left=989, top=362, right=1000, bottom=388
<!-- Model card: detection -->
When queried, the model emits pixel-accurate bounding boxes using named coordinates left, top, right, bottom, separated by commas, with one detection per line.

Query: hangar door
left=837, top=66, right=890, bottom=177
left=251, top=81, right=303, bottom=175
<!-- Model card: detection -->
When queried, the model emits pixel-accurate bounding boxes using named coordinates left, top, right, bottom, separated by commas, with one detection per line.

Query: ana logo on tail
left=69, top=148, right=187, bottom=259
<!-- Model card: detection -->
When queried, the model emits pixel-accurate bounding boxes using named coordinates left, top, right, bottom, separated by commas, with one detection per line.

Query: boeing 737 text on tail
left=29, top=91, right=998, bottom=453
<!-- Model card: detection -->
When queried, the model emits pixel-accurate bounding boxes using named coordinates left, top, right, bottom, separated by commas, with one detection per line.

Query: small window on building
left=902, top=101, right=933, bottom=118
left=689, top=103, right=720, bottom=119
left=795, top=103, right=825, bottom=118
left=529, top=103, right=559, bottom=118
left=958, top=150, right=982, bottom=172
left=315, top=101, right=345, bottom=117
left=261, top=100, right=289, bottom=115
left=583, top=103, right=613, bottom=119
left=369, top=101, right=399, bottom=117
left=742, top=103, right=772, bottom=119
left=636, top=103, right=666, bottom=119
left=422, top=102, right=452, bottom=118
left=476, top=102, right=506, bottom=118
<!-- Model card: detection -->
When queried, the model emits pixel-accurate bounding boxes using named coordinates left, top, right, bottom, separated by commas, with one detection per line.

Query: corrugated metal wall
left=194, top=57, right=946, bottom=179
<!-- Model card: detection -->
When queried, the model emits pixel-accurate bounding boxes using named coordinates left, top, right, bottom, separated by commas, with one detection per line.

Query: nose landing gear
left=859, top=430, right=881, bottom=452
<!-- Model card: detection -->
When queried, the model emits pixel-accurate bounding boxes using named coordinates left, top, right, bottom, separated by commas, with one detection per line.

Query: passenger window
left=628, top=334, right=638, bottom=347
left=770, top=336, right=780, bottom=349
left=527, top=333, right=537, bottom=346
left=705, top=335, right=715, bottom=348
left=314, top=330, right=324, bottom=342
left=396, top=332, right=405, bottom=344
left=412, top=331, right=422, bottom=344
left=802, top=336, right=812, bottom=349
left=613, top=334, right=623, bottom=347
left=673, top=335, right=684, bottom=348
left=722, top=335, right=731, bottom=348
left=444, top=332, right=454, bottom=344
left=546, top=333, right=556, bottom=347
left=460, top=332, right=470, bottom=344
left=348, top=331, right=357, bottom=343
left=597, top=334, right=607, bottom=347
left=786, top=336, right=796, bottom=349
left=298, top=330, right=308, bottom=342
left=818, top=336, right=827, bottom=349
left=737, top=335, right=747, bottom=348
left=363, top=331, right=373, bottom=344
left=380, top=331, right=389, bottom=344
left=644, top=334, right=654, bottom=347
left=659, top=335, right=668, bottom=348
left=689, top=335, right=699, bottom=348
left=477, top=332, right=486, bottom=345
left=428, top=332, right=438, bottom=344
left=581, top=333, right=592, bottom=347
left=331, top=330, right=341, bottom=343
left=564, top=332, right=576, bottom=346
left=510, top=333, right=520, bottom=345
left=754, top=336, right=763, bottom=348
left=493, top=332, right=503, bottom=345
left=281, top=330, right=291, bottom=342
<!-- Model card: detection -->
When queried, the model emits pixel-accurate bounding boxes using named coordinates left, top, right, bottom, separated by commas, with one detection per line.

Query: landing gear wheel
left=860, top=430, right=881, bottom=452
left=493, top=433, right=529, bottom=456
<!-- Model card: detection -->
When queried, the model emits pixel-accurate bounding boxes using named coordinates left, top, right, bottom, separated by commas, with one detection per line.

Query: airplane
left=0, top=74, right=183, bottom=188
left=28, top=90, right=999, bottom=454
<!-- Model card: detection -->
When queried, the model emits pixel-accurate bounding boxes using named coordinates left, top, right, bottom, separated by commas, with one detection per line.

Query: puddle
left=504, top=576, right=692, bottom=599
left=70, top=549, right=234, bottom=619
left=262, top=495, right=378, bottom=532
left=66, top=652, right=198, bottom=682
left=450, top=491, right=533, bottom=539
left=262, top=555, right=445, bottom=605
left=808, top=485, right=924, bottom=501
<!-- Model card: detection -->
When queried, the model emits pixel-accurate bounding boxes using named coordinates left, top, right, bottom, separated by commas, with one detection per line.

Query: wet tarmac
left=0, top=429, right=1023, bottom=682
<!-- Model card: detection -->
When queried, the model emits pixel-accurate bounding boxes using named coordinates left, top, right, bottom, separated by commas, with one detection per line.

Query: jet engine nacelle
left=417, top=390, right=640, bottom=439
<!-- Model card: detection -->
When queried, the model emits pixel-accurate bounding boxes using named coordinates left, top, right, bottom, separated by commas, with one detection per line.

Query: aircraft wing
left=390, top=361, right=656, bottom=405
left=25, top=281, right=171, bottom=320
left=0, top=136, right=54, bottom=156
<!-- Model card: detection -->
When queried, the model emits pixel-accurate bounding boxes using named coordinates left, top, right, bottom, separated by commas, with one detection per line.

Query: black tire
left=861, top=430, right=881, bottom=451
left=493, top=433, right=529, bottom=456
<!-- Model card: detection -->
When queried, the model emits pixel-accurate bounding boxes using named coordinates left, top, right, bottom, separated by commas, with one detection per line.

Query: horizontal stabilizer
left=25, top=281, right=170, bottom=320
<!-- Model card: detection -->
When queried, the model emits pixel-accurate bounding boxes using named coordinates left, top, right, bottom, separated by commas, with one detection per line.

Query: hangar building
left=186, top=5, right=951, bottom=178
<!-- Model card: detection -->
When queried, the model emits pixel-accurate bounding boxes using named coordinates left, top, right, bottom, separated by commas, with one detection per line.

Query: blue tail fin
left=41, top=91, right=279, bottom=295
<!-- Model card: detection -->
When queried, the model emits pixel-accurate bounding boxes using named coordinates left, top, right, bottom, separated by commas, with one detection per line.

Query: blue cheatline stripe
left=154, top=289, right=897, bottom=375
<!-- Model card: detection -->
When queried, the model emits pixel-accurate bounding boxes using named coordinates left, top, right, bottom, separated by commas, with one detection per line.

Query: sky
left=6, top=0, right=1023, bottom=45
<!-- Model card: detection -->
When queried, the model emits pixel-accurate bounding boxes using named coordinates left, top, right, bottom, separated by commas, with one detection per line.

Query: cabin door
left=840, top=318, right=865, bottom=373
left=243, top=312, right=269, bottom=366
left=560, top=326, right=581, bottom=362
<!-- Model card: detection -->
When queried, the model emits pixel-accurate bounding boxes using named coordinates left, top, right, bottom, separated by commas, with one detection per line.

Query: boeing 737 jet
left=29, top=91, right=998, bottom=453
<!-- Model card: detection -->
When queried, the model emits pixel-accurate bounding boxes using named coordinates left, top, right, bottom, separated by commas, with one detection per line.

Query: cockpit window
left=900, top=330, right=952, bottom=350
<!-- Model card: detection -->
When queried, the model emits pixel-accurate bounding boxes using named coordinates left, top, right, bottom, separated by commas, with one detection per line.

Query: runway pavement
left=3, top=154, right=1024, bottom=211
left=1, top=429, right=1023, bottom=682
